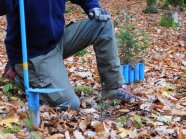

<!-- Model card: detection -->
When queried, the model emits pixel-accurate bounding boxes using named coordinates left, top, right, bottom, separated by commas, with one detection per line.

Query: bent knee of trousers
left=97, top=20, right=115, bottom=39
left=105, top=20, right=113, bottom=28
left=58, top=96, right=80, bottom=111
left=100, top=20, right=113, bottom=32
left=90, top=19, right=113, bottom=33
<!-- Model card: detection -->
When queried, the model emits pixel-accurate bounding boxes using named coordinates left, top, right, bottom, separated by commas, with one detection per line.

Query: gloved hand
left=89, top=8, right=111, bottom=21
left=2, top=63, right=16, bottom=80
left=3, top=68, right=16, bottom=80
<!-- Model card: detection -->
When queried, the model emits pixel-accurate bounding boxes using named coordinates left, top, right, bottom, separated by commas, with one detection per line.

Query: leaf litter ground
left=0, top=0, right=185, bottom=138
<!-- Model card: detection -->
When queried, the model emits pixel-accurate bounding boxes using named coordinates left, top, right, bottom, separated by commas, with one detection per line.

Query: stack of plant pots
left=121, top=63, right=145, bottom=84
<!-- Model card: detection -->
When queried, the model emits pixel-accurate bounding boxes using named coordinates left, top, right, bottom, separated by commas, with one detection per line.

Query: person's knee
left=101, top=20, right=114, bottom=38
left=90, top=18, right=113, bottom=29
left=105, top=19, right=113, bottom=28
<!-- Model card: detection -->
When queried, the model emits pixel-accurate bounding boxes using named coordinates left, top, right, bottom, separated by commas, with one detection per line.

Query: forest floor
left=0, top=0, right=186, bottom=138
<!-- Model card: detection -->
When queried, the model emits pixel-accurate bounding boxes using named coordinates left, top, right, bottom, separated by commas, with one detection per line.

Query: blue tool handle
left=19, top=0, right=29, bottom=94
left=19, top=0, right=40, bottom=127
left=28, top=88, right=65, bottom=93
left=19, top=0, right=65, bottom=127
left=28, top=92, right=40, bottom=127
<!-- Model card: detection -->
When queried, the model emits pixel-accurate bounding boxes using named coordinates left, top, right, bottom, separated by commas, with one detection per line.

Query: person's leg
left=14, top=47, right=80, bottom=110
left=60, top=19, right=123, bottom=90
left=60, top=19, right=136, bottom=103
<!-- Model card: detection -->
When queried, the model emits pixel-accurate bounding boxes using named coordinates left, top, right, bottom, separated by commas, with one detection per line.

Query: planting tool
left=19, top=0, right=64, bottom=127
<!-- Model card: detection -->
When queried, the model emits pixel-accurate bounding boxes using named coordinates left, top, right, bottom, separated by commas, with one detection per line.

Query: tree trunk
left=143, top=0, right=158, bottom=13
left=172, top=10, right=178, bottom=23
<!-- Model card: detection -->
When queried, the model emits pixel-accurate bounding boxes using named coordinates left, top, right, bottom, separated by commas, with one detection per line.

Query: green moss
left=75, top=86, right=93, bottom=94
left=132, top=115, right=143, bottom=127
left=29, top=132, right=42, bottom=139
left=1, top=82, right=24, bottom=100
left=23, top=118, right=34, bottom=131
left=160, top=14, right=180, bottom=28
left=116, top=116, right=127, bottom=124
left=65, top=9, right=72, bottom=13
left=1, top=126, right=21, bottom=134
left=74, top=49, right=88, bottom=56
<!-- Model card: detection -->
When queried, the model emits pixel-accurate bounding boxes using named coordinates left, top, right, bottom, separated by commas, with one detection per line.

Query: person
left=0, top=0, right=136, bottom=110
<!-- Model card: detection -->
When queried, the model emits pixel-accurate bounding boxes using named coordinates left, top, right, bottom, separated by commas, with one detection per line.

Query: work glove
left=2, top=63, right=16, bottom=80
left=89, top=8, right=111, bottom=21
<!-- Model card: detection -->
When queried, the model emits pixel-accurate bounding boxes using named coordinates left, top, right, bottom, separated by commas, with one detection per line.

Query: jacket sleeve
left=0, top=0, right=12, bottom=16
left=70, top=0, right=101, bottom=14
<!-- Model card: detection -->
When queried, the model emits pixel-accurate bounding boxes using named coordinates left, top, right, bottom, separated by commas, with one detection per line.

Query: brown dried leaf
left=65, top=131, right=70, bottom=139
left=45, top=134, right=64, bottom=139
left=0, top=118, right=19, bottom=128
left=177, top=127, right=186, bottom=139
left=92, top=121, right=105, bottom=136
left=79, top=119, right=90, bottom=132
left=172, top=110, right=186, bottom=117
left=74, top=130, right=85, bottom=139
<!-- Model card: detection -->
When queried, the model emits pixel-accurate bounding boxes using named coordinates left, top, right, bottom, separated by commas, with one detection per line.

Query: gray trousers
left=15, top=19, right=124, bottom=109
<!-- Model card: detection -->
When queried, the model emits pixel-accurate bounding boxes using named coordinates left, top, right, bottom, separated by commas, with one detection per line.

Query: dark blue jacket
left=0, top=0, right=100, bottom=69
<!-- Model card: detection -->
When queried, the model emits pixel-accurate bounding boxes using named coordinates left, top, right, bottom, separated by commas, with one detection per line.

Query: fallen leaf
left=74, top=130, right=85, bottom=139
left=0, top=105, right=9, bottom=114
left=0, top=102, right=17, bottom=109
left=92, top=121, right=105, bottom=136
left=79, top=119, right=90, bottom=132
left=80, top=108, right=97, bottom=114
left=117, top=127, right=128, bottom=138
left=118, top=109, right=130, bottom=113
left=65, top=131, right=70, bottom=139
left=132, top=115, right=142, bottom=127
left=155, top=126, right=175, bottom=136
left=0, top=106, right=6, bottom=109
left=127, top=129, right=137, bottom=138
left=157, top=116, right=172, bottom=124
left=177, top=127, right=186, bottom=139
left=181, top=60, right=186, bottom=67
left=45, top=134, right=64, bottom=139
left=172, top=110, right=186, bottom=117
left=3, top=134, right=16, bottom=139
left=0, top=118, right=19, bottom=128
left=140, top=103, right=152, bottom=111
left=84, top=130, right=96, bottom=138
